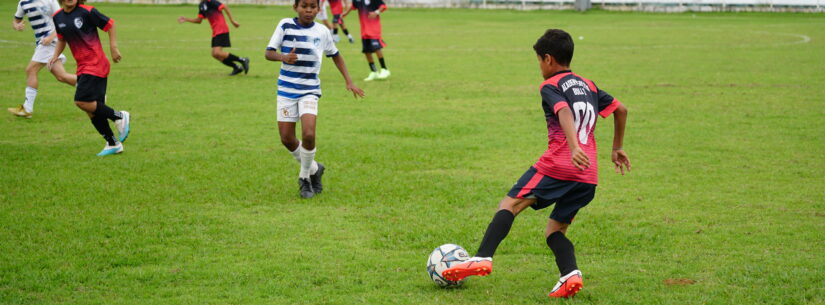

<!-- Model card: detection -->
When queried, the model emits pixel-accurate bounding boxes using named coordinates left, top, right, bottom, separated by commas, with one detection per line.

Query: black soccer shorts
left=75, top=74, right=107, bottom=103
left=361, top=38, right=385, bottom=53
left=212, top=32, right=231, bottom=48
left=507, top=166, right=597, bottom=224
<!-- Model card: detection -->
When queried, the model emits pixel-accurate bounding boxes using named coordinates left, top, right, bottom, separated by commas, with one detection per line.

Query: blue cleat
left=115, top=111, right=130, bottom=143
left=96, top=142, right=123, bottom=156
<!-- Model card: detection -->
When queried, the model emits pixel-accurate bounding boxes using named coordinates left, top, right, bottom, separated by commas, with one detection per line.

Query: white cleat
left=96, top=142, right=123, bottom=157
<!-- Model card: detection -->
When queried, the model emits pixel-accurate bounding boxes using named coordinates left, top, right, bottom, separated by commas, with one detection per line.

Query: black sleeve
left=541, top=85, right=570, bottom=116
left=89, top=7, right=112, bottom=31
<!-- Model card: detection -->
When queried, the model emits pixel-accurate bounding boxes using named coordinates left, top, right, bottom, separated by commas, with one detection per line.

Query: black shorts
left=75, top=74, right=107, bottom=103
left=333, top=14, right=343, bottom=25
left=507, top=166, right=596, bottom=224
left=361, top=38, right=385, bottom=53
left=212, top=32, right=231, bottom=48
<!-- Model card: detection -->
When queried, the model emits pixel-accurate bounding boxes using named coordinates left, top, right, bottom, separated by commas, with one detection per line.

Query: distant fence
left=91, top=0, right=824, bottom=12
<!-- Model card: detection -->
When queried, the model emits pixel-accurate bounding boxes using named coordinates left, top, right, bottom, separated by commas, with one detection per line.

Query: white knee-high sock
left=289, top=142, right=302, bottom=163
left=23, top=87, right=37, bottom=113
left=299, top=146, right=316, bottom=179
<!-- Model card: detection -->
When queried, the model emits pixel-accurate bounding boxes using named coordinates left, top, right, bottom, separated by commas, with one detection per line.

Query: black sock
left=333, top=28, right=338, bottom=35
left=221, top=58, right=239, bottom=70
left=547, top=231, right=578, bottom=276
left=95, top=103, right=121, bottom=122
left=226, top=53, right=242, bottom=64
left=475, top=210, right=515, bottom=258
left=368, top=62, right=377, bottom=72
left=343, top=28, right=349, bottom=35
left=379, top=58, right=387, bottom=69
left=91, top=116, right=116, bottom=145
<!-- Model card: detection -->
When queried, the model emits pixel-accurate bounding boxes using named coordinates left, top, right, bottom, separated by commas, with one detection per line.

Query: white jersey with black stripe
left=267, top=18, right=339, bottom=99
left=14, top=0, right=60, bottom=45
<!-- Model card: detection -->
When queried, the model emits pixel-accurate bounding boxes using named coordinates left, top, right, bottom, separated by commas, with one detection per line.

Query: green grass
left=1, top=4, right=824, bottom=304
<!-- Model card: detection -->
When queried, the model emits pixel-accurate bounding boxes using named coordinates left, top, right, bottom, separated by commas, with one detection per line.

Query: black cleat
left=240, top=57, right=250, bottom=74
left=310, top=163, right=325, bottom=194
left=299, top=178, right=315, bottom=198
left=229, top=66, right=243, bottom=76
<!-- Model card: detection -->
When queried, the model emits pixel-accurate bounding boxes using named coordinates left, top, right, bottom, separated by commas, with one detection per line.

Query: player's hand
left=283, top=47, right=298, bottom=64
left=570, top=146, right=590, bottom=171
left=177, top=16, right=186, bottom=23
left=13, top=21, right=25, bottom=31
left=368, top=12, right=378, bottom=18
left=48, top=56, right=59, bottom=70
left=611, top=149, right=631, bottom=175
left=111, top=47, right=122, bottom=63
left=232, top=21, right=240, bottom=28
left=346, top=83, right=365, bottom=98
left=41, top=36, right=54, bottom=46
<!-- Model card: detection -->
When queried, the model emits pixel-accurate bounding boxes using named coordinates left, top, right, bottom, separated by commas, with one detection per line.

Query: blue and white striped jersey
left=14, top=0, right=61, bottom=45
left=267, top=18, right=339, bottom=99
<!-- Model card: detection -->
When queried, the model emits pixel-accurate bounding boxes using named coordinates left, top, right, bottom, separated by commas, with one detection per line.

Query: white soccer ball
left=427, top=244, right=470, bottom=287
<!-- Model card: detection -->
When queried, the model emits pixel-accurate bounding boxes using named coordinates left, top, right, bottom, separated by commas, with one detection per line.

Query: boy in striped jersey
left=441, top=29, right=631, bottom=299
left=266, top=0, right=365, bottom=198
left=8, top=0, right=77, bottom=118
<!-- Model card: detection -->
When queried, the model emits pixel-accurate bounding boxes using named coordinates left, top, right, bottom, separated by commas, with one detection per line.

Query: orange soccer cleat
left=441, top=257, right=492, bottom=282
left=548, top=270, right=583, bottom=298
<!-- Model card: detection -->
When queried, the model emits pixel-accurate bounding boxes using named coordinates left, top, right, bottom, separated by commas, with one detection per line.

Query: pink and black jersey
left=53, top=5, right=113, bottom=78
left=198, top=0, right=228, bottom=37
left=329, top=0, right=344, bottom=15
left=351, top=0, right=386, bottom=39
left=534, top=70, right=622, bottom=185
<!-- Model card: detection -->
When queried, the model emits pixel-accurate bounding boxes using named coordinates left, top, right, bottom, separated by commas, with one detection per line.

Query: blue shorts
left=507, top=166, right=596, bottom=223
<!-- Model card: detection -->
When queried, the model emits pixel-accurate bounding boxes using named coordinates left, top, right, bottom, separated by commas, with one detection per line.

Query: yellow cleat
left=7, top=105, right=32, bottom=118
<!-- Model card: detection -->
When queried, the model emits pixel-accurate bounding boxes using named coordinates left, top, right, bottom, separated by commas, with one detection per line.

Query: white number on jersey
left=572, top=101, right=595, bottom=144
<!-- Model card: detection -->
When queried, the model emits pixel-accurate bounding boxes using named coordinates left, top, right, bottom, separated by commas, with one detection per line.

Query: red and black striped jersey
left=198, top=0, right=228, bottom=37
left=53, top=5, right=113, bottom=78
left=534, top=70, right=622, bottom=185
left=351, top=0, right=386, bottom=39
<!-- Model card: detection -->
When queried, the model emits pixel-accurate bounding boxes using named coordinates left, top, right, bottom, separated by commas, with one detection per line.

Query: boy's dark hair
left=294, top=0, right=318, bottom=6
left=533, top=29, right=574, bottom=66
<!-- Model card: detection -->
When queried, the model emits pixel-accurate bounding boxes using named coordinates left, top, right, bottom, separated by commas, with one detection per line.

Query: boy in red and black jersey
left=51, top=0, right=131, bottom=156
left=343, top=0, right=389, bottom=81
left=178, top=0, right=249, bottom=76
left=441, top=29, right=631, bottom=299
left=328, top=0, right=353, bottom=43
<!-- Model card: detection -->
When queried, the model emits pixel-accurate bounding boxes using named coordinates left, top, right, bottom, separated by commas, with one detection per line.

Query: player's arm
left=222, top=5, right=239, bottom=28
left=177, top=16, right=203, bottom=24
left=12, top=17, right=25, bottom=31
left=106, top=23, right=122, bottom=63
left=342, top=2, right=354, bottom=17
left=41, top=31, right=57, bottom=46
left=368, top=0, right=386, bottom=18
left=332, top=54, right=365, bottom=98
left=558, top=107, right=590, bottom=170
left=610, top=103, right=630, bottom=175
left=49, top=37, right=66, bottom=69
left=265, top=47, right=298, bottom=64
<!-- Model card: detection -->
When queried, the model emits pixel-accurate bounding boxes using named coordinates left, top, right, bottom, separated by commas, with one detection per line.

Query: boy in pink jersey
left=178, top=0, right=249, bottom=76
left=343, top=0, right=389, bottom=81
left=442, top=29, right=631, bottom=299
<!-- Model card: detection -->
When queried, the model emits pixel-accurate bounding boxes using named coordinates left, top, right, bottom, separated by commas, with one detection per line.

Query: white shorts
left=277, top=95, right=319, bottom=122
left=31, top=43, right=66, bottom=64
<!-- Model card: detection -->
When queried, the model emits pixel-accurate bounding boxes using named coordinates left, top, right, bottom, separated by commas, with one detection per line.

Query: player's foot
left=310, top=162, right=325, bottom=194
left=364, top=71, right=379, bottom=81
left=115, top=111, right=131, bottom=143
left=441, top=257, right=492, bottom=281
left=229, top=66, right=243, bottom=76
left=377, top=68, right=391, bottom=80
left=7, top=105, right=32, bottom=118
left=96, top=142, right=123, bottom=157
left=298, top=178, right=315, bottom=198
left=333, top=34, right=341, bottom=43
left=548, top=270, right=583, bottom=298
left=347, top=34, right=354, bottom=43
left=240, top=57, right=250, bottom=74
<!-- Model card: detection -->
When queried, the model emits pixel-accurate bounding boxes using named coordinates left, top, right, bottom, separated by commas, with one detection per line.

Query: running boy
left=8, top=0, right=77, bottom=118
left=343, top=0, right=389, bottom=81
left=328, top=0, right=354, bottom=43
left=51, top=0, right=131, bottom=156
left=266, top=0, right=365, bottom=198
left=178, top=0, right=249, bottom=76
left=442, top=29, right=631, bottom=299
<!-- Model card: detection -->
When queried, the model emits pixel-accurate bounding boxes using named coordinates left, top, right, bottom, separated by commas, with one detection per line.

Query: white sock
left=23, top=87, right=37, bottom=113
left=299, top=146, right=316, bottom=179
left=289, top=142, right=302, bottom=163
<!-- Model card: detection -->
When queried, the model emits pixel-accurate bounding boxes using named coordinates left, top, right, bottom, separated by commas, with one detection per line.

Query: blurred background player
left=343, top=0, right=389, bottom=81
left=178, top=0, right=249, bottom=76
left=51, top=0, right=131, bottom=156
left=8, top=0, right=77, bottom=118
left=266, top=0, right=365, bottom=198
left=328, top=0, right=354, bottom=43
left=441, top=29, right=630, bottom=299
left=316, top=0, right=333, bottom=31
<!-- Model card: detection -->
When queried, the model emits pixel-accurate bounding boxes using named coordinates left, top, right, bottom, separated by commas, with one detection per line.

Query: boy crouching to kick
left=266, top=0, right=365, bottom=198
left=441, top=29, right=631, bottom=298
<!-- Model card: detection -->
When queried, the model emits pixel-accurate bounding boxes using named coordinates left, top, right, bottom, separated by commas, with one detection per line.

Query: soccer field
left=1, top=3, right=824, bottom=304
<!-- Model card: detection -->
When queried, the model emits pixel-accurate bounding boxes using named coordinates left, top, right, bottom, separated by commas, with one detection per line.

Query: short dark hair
left=294, top=0, right=318, bottom=6
left=533, top=29, right=574, bottom=66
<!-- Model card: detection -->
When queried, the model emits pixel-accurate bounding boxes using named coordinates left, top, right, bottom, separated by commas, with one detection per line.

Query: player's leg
left=546, top=183, right=595, bottom=298
left=339, top=19, right=353, bottom=43
left=48, top=59, right=77, bottom=87
left=363, top=44, right=378, bottom=81
left=212, top=41, right=247, bottom=75
left=74, top=75, right=126, bottom=156
left=298, top=96, right=324, bottom=195
left=9, top=61, right=45, bottom=117
left=375, top=46, right=390, bottom=79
